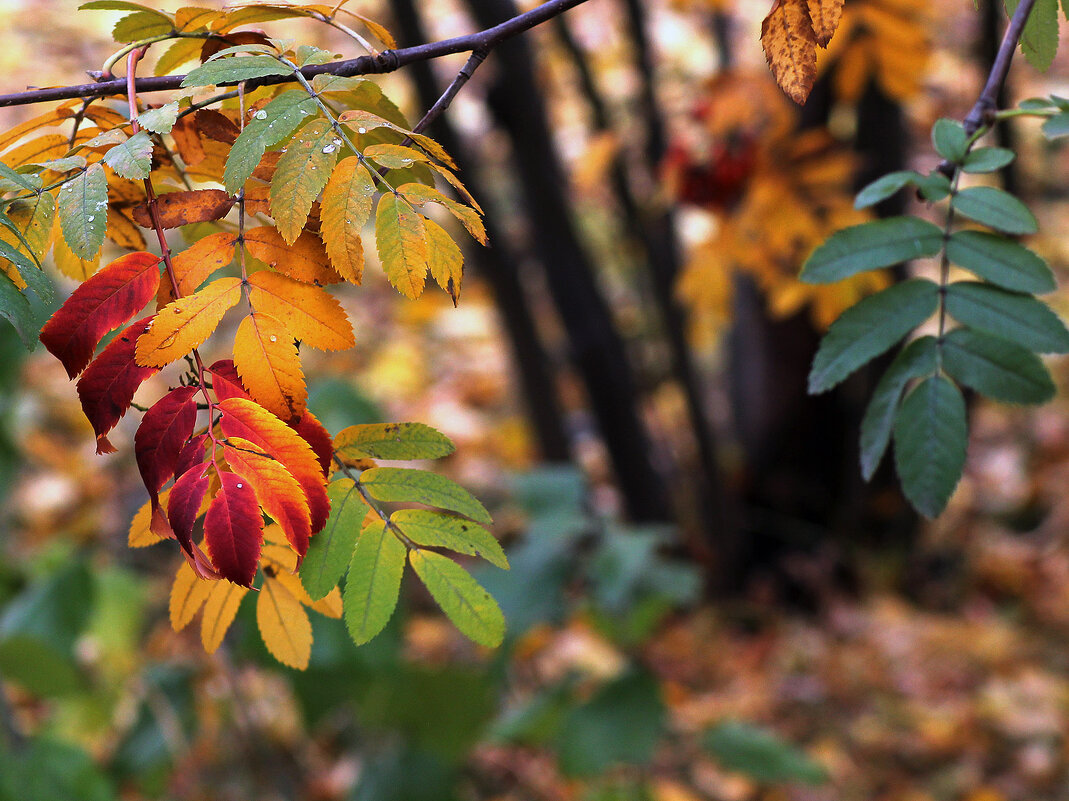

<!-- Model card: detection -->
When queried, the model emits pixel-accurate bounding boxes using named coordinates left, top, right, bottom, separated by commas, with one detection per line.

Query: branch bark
left=964, top=0, right=1036, bottom=135
left=0, top=0, right=590, bottom=108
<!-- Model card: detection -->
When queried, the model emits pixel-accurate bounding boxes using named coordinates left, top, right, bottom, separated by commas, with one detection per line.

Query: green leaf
left=1041, top=112, right=1069, bottom=138
left=359, top=467, right=491, bottom=524
left=893, top=375, right=967, bottom=518
left=808, top=279, right=939, bottom=393
left=1019, top=96, right=1056, bottom=110
left=103, top=130, right=153, bottom=179
left=137, top=102, right=180, bottom=134
left=915, top=171, right=952, bottom=201
left=343, top=519, right=405, bottom=645
left=801, top=217, right=943, bottom=284
left=0, top=160, right=37, bottom=191
left=301, top=479, right=368, bottom=600
left=944, top=281, right=1069, bottom=352
left=269, top=118, right=338, bottom=243
left=391, top=509, right=508, bottom=570
left=961, top=147, right=1016, bottom=173
left=859, top=335, right=938, bottom=481
left=941, top=328, right=1055, bottom=404
left=0, top=238, right=53, bottom=308
left=0, top=270, right=41, bottom=348
left=409, top=549, right=505, bottom=647
left=945, top=230, right=1055, bottom=293
left=854, top=171, right=924, bottom=209
left=222, top=90, right=317, bottom=194
left=57, top=163, right=107, bottom=260
left=1006, top=0, right=1059, bottom=72
left=375, top=193, right=429, bottom=299
left=952, top=186, right=1037, bottom=235
left=112, top=9, right=174, bottom=41
left=703, top=721, right=828, bottom=785
left=335, top=422, right=455, bottom=461
left=932, top=118, right=968, bottom=162
left=181, top=55, right=291, bottom=89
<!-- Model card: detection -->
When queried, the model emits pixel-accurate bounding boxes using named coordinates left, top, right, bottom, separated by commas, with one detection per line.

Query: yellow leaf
left=243, top=226, right=340, bottom=286
left=425, top=217, right=463, bottom=306
left=320, top=155, right=375, bottom=284
left=136, top=277, right=242, bottom=367
left=174, top=6, right=222, bottom=31
left=806, top=0, right=844, bottom=47
left=375, top=193, right=428, bottom=299
left=269, top=118, right=338, bottom=244
left=761, top=0, right=819, bottom=104
left=246, top=270, right=355, bottom=350
left=200, top=580, right=248, bottom=652
left=51, top=219, right=100, bottom=280
left=233, top=311, right=307, bottom=421
left=162, top=230, right=237, bottom=305
left=0, top=106, right=74, bottom=153
left=4, top=134, right=75, bottom=167
left=397, top=182, right=486, bottom=245
left=258, top=573, right=312, bottom=669
left=129, top=491, right=170, bottom=547
left=169, top=560, right=213, bottom=631
left=105, top=207, right=146, bottom=250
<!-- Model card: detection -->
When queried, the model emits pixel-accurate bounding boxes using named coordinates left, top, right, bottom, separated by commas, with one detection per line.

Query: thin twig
left=0, top=0, right=590, bottom=108
left=963, top=0, right=1037, bottom=135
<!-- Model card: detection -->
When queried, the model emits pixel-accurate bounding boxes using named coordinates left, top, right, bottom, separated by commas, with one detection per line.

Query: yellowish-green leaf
left=57, top=163, right=107, bottom=260
left=319, top=155, right=373, bottom=284
left=392, top=509, right=508, bottom=570
left=408, top=549, right=505, bottom=647
left=397, top=182, right=486, bottom=245
left=425, top=217, right=463, bottom=305
left=334, top=422, right=455, bottom=461
left=375, top=193, right=428, bottom=298
left=359, top=466, right=491, bottom=524
left=343, top=520, right=406, bottom=645
left=269, top=118, right=339, bottom=244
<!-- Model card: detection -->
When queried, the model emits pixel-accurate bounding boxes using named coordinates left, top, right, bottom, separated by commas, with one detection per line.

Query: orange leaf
left=320, top=155, right=374, bottom=284
left=132, top=188, right=234, bottom=229
left=170, top=560, right=213, bottom=631
left=246, top=270, right=354, bottom=351
left=233, top=311, right=307, bottom=422
left=105, top=206, right=146, bottom=250
left=243, top=226, right=340, bottom=286
left=375, top=193, right=428, bottom=299
left=135, top=277, right=242, bottom=368
left=160, top=230, right=237, bottom=305
left=217, top=397, right=330, bottom=532
left=223, top=435, right=312, bottom=558
left=200, top=579, right=248, bottom=652
left=761, top=0, right=818, bottom=104
left=257, top=572, right=312, bottom=669
left=806, top=0, right=844, bottom=47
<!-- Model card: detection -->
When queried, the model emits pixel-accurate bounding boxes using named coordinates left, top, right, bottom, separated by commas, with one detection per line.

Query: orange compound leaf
left=806, top=0, right=844, bottom=47
left=761, top=0, right=819, bottom=104
left=234, top=311, right=307, bottom=422
left=169, top=462, right=212, bottom=561
left=217, top=397, right=330, bottom=533
left=293, top=410, right=333, bottom=477
left=134, top=385, right=199, bottom=508
left=76, top=316, right=158, bottom=454
left=204, top=470, right=264, bottom=587
left=131, top=188, right=234, bottom=229
left=246, top=271, right=355, bottom=351
left=136, top=277, right=242, bottom=368
left=243, top=226, right=341, bottom=286
left=159, top=231, right=237, bottom=305
left=320, top=155, right=374, bottom=285
left=39, top=251, right=161, bottom=379
left=224, top=436, right=312, bottom=560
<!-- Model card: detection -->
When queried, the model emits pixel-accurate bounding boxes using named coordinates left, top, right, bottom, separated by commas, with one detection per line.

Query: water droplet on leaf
left=253, top=110, right=268, bottom=120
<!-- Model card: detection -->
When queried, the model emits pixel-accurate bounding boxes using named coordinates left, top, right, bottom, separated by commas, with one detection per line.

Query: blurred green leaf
left=703, top=721, right=828, bottom=785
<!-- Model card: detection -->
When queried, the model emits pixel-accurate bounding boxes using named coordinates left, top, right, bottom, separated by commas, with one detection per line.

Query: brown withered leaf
left=806, top=0, right=843, bottom=47
left=170, top=115, right=204, bottom=166
left=200, top=31, right=273, bottom=62
left=196, top=109, right=240, bottom=145
left=132, top=189, right=234, bottom=229
left=761, top=0, right=818, bottom=104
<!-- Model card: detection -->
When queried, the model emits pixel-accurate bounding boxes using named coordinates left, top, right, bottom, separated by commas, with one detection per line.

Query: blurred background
left=1, top=0, right=1069, bottom=799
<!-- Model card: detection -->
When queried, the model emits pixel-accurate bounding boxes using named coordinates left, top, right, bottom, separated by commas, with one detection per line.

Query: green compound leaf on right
left=409, top=549, right=505, bottom=647
left=859, top=335, right=938, bottom=481
left=334, top=422, right=455, bottom=461
left=808, top=279, right=939, bottom=394
left=223, top=90, right=319, bottom=195
left=854, top=171, right=924, bottom=209
left=301, top=478, right=368, bottom=601
left=57, top=163, right=107, bottom=260
left=944, top=281, right=1069, bottom=353
left=1006, top=0, right=1059, bottom=73
left=961, top=147, right=1015, bottom=173
left=391, top=509, right=508, bottom=570
left=893, top=375, right=968, bottom=518
left=343, top=519, right=405, bottom=645
left=945, top=230, right=1055, bottom=294
left=103, top=130, right=153, bottom=180
left=359, top=467, right=491, bottom=524
left=800, top=217, right=943, bottom=283
left=941, top=328, right=1055, bottom=405
left=952, top=186, right=1037, bottom=235
left=1042, top=113, right=1069, bottom=139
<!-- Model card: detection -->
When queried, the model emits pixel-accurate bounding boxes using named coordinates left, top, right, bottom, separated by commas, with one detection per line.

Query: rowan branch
left=0, top=0, right=590, bottom=108
left=963, top=0, right=1037, bottom=135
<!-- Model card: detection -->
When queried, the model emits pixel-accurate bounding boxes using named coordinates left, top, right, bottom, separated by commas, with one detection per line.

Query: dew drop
left=402, top=158, right=412, bottom=163
left=357, top=127, right=366, bottom=134
left=86, top=215, right=94, bottom=222
left=253, top=110, right=268, bottom=120
left=332, top=138, right=342, bottom=146
left=322, top=144, right=336, bottom=154
left=280, top=147, right=287, bottom=153
left=236, top=482, right=243, bottom=488
left=269, top=335, right=277, bottom=342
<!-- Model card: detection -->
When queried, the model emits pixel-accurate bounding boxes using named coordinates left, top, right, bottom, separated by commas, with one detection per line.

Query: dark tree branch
left=0, top=0, right=589, bottom=108
left=964, top=0, right=1036, bottom=134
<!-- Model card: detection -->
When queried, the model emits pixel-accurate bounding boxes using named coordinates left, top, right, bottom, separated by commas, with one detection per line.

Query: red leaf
left=224, top=437, right=312, bottom=559
left=208, top=359, right=250, bottom=402
left=76, top=316, right=159, bottom=454
left=293, top=411, right=333, bottom=477
left=169, top=462, right=210, bottom=557
left=204, top=471, right=263, bottom=587
left=217, top=397, right=330, bottom=533
left=40, top=251, right=161, bottom=378
left=174, top=433, right=208, bottom=481
left=135, top=386, right=199, bottom=506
